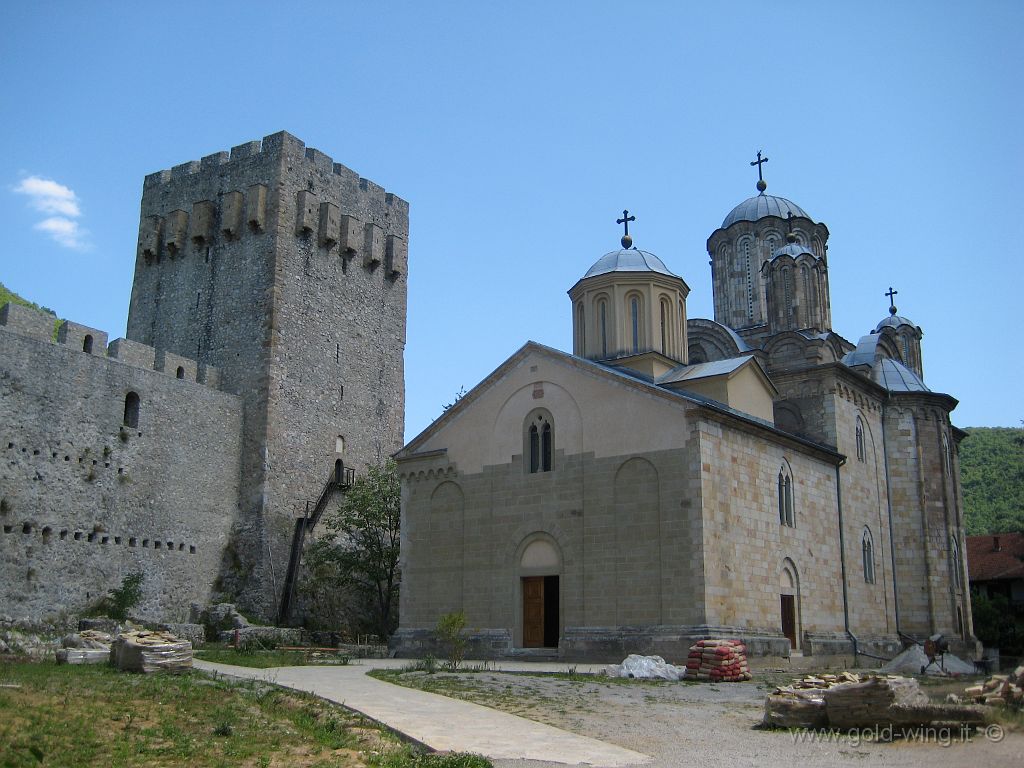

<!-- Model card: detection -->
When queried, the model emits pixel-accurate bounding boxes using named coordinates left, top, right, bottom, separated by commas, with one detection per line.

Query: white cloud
left=13, top=175, right=89, bottom=250
left=35, top=217, right=87, bottom=249
left=15, top=176, right=81, bottom=217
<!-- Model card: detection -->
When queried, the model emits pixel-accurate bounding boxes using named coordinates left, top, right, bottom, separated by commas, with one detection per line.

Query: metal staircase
left=277, top=462, right=355, bottom=626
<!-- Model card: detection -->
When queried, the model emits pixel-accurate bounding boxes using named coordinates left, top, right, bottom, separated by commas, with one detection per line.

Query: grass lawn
left=0, top=660, right=491, bottom=768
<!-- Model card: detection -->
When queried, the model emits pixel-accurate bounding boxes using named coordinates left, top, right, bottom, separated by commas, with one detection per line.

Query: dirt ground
left=393, top=670, right=1024, bottom=768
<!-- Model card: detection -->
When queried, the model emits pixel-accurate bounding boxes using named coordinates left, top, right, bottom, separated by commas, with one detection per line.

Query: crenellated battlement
left=0, top=302, right=221, bottom=388
left=136, top=131, right=408, bottom=278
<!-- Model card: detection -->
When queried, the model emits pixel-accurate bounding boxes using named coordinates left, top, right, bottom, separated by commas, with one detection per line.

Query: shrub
left=435, top=612, right=467, bottom=670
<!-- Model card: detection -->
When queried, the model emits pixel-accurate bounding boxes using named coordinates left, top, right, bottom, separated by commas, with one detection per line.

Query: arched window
left=123, top=391, right=140, bottom=429
left=782, top=267, right=793, bottom=326
left=335, top=435, right=345, bottom=453
left=941, top=432, right=952, bottom=477
left=901, top=334, right=911, bottom=365
left=862, top=528, right=875, bottom=584
left=83, top=335, right=93, bottom=354
left=576, top=302, right=585, bottom=352
left=951, top=536, right=962, bottom=590
left=778, top=464, right=794, bottom=527
left=598, top=299, right=608, bottom=358
left=175, top=366, right=185, bottom=379
left=855, top=417, right=865, bottom=462
left=801, top=265, right=812, bottom=328
left=526, top=411, right=554, bottom=474
left=630, top=295, right=641, bottom=353
left=660, top=299, right=668, bottom=354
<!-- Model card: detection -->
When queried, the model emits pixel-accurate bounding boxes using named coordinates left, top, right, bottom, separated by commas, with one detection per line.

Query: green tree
left=306, top=461, right=401, bottom=639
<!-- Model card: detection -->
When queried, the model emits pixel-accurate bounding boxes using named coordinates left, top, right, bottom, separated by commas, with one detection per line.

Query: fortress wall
left=0, top=308, right=242, bottom=623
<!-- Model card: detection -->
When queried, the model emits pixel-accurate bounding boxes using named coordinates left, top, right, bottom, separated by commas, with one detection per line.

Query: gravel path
left=393, top=670, right=1024, bottom=768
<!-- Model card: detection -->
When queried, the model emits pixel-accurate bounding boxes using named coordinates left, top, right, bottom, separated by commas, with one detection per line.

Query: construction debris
left=762, top=672, right=862, bottom=728
left=685, top=639, right=751, bottom=682
left=111, top=629, right=192, bottom=674
left=605, top=654, right=686, bottom=681
left=959, top=665, right=1024, bottom=708
left=880, top=644, right=976, bottom=676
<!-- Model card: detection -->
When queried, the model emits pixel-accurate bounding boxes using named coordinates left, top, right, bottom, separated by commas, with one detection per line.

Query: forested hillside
left=960, top=427, right=1024, bottom=535
left=0, top=281, right=56, bottom=317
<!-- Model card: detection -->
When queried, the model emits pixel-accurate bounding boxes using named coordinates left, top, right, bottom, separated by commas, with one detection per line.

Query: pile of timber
left=111, top=630, right=192, bottom=674
left=685, top=639, right=751, bottom=682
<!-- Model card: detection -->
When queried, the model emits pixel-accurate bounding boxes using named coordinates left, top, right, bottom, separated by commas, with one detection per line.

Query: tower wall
left=126, top=132, right=408, bottom=618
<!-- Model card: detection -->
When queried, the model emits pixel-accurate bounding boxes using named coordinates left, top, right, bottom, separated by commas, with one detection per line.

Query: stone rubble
left=958, top=665, right=1024, bottom=708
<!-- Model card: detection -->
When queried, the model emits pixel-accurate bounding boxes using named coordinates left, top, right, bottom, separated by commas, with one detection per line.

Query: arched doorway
left=780, top=559, right=801, bottom=651
left=517, top=536, right=561, bottom=648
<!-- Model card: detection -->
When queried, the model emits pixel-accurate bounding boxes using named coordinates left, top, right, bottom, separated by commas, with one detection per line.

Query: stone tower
left=126, top=132, right=408, bottom=619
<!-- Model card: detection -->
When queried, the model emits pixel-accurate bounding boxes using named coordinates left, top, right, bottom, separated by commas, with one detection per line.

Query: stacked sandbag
left=111, top=629, right=192, bottom=674
left=56, top=629, right=113, bottom=665
left=685, top=639, right=751, bottom=682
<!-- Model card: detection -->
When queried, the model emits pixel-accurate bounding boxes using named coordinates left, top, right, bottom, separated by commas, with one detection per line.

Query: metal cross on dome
left=885, top=286, right=899, bottom=314
left=616, top=209, right=635, bottom=238
left=751, top=151, right=769, bottom=192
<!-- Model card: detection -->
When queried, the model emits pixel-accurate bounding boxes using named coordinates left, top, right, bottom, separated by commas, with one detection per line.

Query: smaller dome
left=722, top=194, right=812, bottom=229
left=874, top=314, right=918, bottom=333
left=582, top=248, right=679, bottom=279
left=874, top=358, right=929, bottom=393
left=771, top=242, right=816, bottom=260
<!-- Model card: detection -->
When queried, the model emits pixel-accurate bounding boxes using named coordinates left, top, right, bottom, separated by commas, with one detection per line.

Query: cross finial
left=751, top=150, right=769, bottom=193
left=616, top=209, right=636, bottom=248
left=885, top=286, right=899, bottom=315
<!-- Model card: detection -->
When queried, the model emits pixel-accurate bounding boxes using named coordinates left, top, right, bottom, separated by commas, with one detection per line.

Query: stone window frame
left=950, top=535, right=962, bottom=591
left=855, top=416, right=866, bottom=462
left=123, top=391, right=140, bottom=429
left=862, top=527, right=876, bottom=584
left=524, top=408, right=554, bottom=475
left=777, top=460, right=795, bottom=528
left=626, top=292, right=644, bottom=354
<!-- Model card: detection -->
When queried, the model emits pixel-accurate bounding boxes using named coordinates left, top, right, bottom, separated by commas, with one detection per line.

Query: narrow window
left=576, top=303, right=585, bottom=352
left=123, top=391, right=140, bottom=429
left=784, top=476, right=793, bottom=527
left=541, top=422, right=552, bottom=472
left=630, top=296, right=640, bottom=353
left=599, top=301, right=608, bottom=358
left=862, top=529, right=875, bottom=584
left=951, top=537, right=962, bottom=590
left=175, top=366, right=185, bottom=379
left=83, top=335, right=93, bottom=354
left=660, top=300, right=668, bottom=354
left=529, top=424, right=540, bottom=473
left=855, top=417, right=865, bottom=462
left=778, top=472, right=786, bottom=524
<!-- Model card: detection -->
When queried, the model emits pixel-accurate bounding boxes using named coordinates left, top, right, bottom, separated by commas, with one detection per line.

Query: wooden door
left=780, top=594, right=796, bottom=649
left=523, top=576, right=545, bottom=648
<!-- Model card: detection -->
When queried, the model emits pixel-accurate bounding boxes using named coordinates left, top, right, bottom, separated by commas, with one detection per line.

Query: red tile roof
left=966, top=533, right=1024, bottom=582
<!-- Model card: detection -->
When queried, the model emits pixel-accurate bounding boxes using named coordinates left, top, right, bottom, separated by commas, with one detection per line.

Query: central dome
left=582, top=248, right=678, bottom=279
left=722, top=194, right=812, bottom=229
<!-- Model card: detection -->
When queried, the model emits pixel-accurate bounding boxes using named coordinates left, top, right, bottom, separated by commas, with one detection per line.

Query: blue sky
left=1, top=1, right=1021, bottom=438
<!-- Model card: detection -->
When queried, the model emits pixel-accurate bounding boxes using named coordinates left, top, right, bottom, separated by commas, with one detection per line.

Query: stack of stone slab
left=961, top=665, right=1024, bottom=708
left=111, top=630, right=192, bottom=674
left=684, top=639, right=751, bottom=681
left=764, top=675, right=988, bottom=730
left=55, top=630, right=113, bottom=665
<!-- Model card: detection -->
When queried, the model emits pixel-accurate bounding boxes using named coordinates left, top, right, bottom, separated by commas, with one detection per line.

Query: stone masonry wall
left=0, top=306, right=242, bottom=623
left=126, top=132, right=407, bottom=618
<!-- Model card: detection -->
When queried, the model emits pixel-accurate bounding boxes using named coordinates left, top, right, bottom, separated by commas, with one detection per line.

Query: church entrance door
left=522, top=575, right=559, bottom=648
left=780, top=594, right=797, bottom=649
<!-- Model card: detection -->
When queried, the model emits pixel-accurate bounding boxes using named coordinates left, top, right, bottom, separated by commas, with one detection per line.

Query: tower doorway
left=522, top=575, right=559, bottom=648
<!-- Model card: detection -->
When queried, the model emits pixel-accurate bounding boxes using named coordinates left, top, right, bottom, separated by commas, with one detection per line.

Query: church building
left=392, top=155, right=976, bottom=662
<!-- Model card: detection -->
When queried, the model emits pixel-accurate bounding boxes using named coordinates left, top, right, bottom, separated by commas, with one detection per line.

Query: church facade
left=393, top=165, right=976, bottom=662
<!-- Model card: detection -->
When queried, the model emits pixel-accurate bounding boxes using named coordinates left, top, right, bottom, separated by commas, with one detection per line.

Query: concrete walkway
left=194, top=658, right=650, bottom=767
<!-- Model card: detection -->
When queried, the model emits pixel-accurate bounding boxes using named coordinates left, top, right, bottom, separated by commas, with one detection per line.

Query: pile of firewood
left=960, top=666, right=1024, bottom=708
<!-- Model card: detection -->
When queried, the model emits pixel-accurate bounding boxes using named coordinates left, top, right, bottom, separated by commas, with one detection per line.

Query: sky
left=1, top=1, right=1021, bottom=440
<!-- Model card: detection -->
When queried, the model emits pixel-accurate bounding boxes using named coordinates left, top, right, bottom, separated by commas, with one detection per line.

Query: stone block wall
left=0, top=306, right=241, bottom=623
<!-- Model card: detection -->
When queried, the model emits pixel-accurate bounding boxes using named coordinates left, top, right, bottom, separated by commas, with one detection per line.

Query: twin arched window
left=862, top=528, right=875, bottom=584
left=527, top=412, right=553, bottom=474
left=778, top=465, right=794, bottom=527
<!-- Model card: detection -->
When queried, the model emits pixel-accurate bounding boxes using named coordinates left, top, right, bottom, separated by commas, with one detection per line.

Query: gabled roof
left=966, top=533, right=1024, bottom=582
left=397, top=341, right=840, bottom=463
left=656, top=355, right=779, bottom=398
